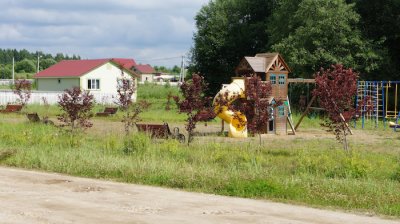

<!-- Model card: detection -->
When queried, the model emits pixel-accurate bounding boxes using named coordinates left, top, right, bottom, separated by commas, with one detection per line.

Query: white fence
left=0, top=90, right=136, bottom=105
left=0, top=79, right=34, bottom=85
left=138, top=81, right=180, bottom=86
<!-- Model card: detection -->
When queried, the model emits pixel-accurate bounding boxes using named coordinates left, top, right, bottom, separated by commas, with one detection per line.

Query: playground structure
left=213, top=53, right=297, bottom=137
left=355, top=81, right=400, bottom=129
left=213, top=78, right=248, bottom=138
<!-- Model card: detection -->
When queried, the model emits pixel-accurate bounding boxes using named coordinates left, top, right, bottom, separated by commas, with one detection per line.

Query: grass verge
left=0, top=121, right=399, bottom=217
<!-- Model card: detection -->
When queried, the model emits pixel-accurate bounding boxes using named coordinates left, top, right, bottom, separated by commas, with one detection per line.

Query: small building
left=134, top=64, right=156, bottom=83
left=235, top=53, right=292, bottom=135
left=34, top=59, right=138, bottom=95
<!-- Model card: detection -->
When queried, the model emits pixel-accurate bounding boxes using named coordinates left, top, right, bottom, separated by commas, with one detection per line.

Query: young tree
left=12, top=79, right=32, bottom=106
left=313, top=64, right=358, bottom=150
left=214, top=75, right=275, bottom=144
left=165, top=91, right=173, bottom=111
left=114, top=69, right=141, bottom=136
left=57, top=87, right=95, bottom=132
left=174, top=74, right=214, bottom=144
left=243, top=76, right=274, bottom=144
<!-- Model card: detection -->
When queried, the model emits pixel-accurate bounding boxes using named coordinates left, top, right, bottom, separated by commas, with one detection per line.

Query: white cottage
left=34, top=59, right=138, bottom=96
left=134, top=64, right=156, bottom=83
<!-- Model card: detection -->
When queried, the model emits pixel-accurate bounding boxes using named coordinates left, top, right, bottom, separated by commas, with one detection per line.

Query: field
left=1, top=83, right=400, bottom=218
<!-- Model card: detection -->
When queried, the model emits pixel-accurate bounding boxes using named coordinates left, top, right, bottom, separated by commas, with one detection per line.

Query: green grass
left=0, top=120, right=400, bottom=217
left=1, top=83, right=400, bottom=217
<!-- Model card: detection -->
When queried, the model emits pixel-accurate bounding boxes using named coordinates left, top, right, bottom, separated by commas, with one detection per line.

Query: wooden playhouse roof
left=236, top=53, right=291, bottom=74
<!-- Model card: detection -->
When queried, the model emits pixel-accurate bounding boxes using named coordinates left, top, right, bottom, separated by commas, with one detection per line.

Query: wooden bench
left=136, top=123, right=185, bottom=143
left=96, top=107, right=118, bottom=117
left=0, top=104, right=23, bottom=113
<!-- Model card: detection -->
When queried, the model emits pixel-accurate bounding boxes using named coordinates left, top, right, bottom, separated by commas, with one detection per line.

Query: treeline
left=153, top=65, right=181, bottom=74
left=191, top=0, right=400, bottom=94
left=0, top=49, right=80, bottom=79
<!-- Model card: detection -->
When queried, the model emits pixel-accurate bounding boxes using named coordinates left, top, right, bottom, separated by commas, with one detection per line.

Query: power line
left=136, top=56, right=183, bottom=62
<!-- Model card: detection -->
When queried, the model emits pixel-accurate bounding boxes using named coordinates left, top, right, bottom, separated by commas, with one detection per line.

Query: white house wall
left=80, top=62, right=137, bottom=101
left=141, top=74, right=154, bottom=82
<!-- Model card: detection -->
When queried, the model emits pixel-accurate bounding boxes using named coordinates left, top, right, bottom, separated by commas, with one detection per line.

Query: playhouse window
left=278, top=106, right=285, bottom=117
left=278, top=75, right=285, bottom=85
left=88, top=79, right=100, bottom=90
left=270, top=75, right=276, bottom=84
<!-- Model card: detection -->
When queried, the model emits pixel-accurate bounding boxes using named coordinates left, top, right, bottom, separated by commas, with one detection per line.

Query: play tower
left=214, top=53, right=296, bottom=137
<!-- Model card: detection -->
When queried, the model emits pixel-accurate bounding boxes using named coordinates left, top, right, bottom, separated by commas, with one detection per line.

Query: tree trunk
left=342, top=126, right=348, bottom=151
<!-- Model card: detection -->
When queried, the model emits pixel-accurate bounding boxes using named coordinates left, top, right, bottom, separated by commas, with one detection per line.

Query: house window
left=58, top=79, right=61, bottom=84
left=270, top=74, right=276, bottom=84
left=88, top=79, right=100, bottom=90
left=278, top=105, right=285, bottom=117
left=279, top=75, right=286, bottom=85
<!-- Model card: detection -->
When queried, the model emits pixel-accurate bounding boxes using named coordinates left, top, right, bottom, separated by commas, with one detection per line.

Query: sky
left=0, top=0, right=209, bottom=67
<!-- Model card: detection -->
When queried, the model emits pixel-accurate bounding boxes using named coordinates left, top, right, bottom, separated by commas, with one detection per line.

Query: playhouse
left=214, top=53, right=297, bottom=137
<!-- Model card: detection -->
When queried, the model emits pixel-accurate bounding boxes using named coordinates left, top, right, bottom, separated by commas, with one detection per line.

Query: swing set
left=355, top=81, right=400, bottom=130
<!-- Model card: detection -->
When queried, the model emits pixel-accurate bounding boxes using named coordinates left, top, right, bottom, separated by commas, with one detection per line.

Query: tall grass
left=1, top=121, right=400, bottom=217
left=2, top=83, right=400, bottom=217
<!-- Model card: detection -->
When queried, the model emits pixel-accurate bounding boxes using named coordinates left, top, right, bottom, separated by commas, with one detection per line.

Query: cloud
left=0, top=0, right=209, bottom=66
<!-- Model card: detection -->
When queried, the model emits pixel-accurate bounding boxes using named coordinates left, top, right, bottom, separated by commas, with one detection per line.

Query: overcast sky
left=0, top=0, right=209, bottom=67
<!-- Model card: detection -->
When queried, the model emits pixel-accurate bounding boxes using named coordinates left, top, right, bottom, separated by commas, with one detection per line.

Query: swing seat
left=389, top=121, right=400, bottom=129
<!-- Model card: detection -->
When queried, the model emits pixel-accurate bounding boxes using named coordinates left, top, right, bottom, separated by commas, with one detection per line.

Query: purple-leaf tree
left=313, top=64, right=359, bottom=150
left=165, top=91, right=173, bottom=111
left=114, top=67, right=141, bottom=136
left=243, top=75, right=274, bottom=144
left=58, top=87, right=95, bottom=132
left=174, top=74, right=215, bottom=144
left=12, top=79, right=32, bottom=106
left=214, top=75, right=275, bottom=144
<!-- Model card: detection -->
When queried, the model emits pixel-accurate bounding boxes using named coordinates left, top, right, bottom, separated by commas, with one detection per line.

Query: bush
left=122, top=133, right=151, bottom=154
left=15, top=59, right=36, bottom=73
left=1, top=67, right=12, bottom=79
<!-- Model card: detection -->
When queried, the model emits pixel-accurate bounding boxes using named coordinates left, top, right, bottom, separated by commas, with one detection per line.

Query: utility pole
left=179, top=55, right=186, bottom=83
left=12, top=57, right=15, bottom=85
left=37, top=52, right=40, bottom=73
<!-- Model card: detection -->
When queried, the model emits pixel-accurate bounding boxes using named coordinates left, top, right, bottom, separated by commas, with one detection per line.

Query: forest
left=191, top=0, right=400, bottom=94
left=0, top=49, right=80, bottom=79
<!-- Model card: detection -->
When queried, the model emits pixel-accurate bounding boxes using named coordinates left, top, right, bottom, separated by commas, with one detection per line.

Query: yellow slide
left=213, top=78, right=248, bottom=138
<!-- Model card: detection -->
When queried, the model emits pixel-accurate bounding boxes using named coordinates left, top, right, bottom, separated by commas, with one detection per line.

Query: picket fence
left=0, top=90, right=136, bottom=105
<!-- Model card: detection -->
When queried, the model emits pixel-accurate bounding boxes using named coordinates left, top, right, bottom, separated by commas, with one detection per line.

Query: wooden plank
left=287, top=116, right=296, bottom=135
left=288, top=78, right=315, bottom=83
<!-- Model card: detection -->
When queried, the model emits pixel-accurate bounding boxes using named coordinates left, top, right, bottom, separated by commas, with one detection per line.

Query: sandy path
left=0, top=167, right=399, bottom=224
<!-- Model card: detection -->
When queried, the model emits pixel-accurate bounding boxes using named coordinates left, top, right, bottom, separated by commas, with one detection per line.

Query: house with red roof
left=34, top=59, right=138, bottom=97
left=133, top=64, right=156, bottom=83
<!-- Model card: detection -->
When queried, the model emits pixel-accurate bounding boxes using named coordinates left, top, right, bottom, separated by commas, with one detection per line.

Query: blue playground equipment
left=355, top=81, right=400, bottom=130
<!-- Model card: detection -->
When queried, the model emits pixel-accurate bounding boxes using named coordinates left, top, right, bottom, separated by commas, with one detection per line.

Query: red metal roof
left=112, top=58, right=137, bottom=70
left=134, top=64, right=155, bottom=74
left=34, top=58, right=137, bottom=78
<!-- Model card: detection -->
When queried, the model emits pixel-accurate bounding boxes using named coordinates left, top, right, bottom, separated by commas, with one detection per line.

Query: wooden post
left=295, top=95, right=316, bottom=131
left=220, top=119, right=225, bottom=135
left=340, top=113, right=353, bottom=135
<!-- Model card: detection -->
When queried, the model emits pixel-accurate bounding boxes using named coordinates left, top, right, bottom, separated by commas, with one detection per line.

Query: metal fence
left=0, top=90, right=136, bottom=105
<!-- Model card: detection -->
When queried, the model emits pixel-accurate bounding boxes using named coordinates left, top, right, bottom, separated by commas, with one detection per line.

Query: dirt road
left=0, top=167, right=398, bottom=224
